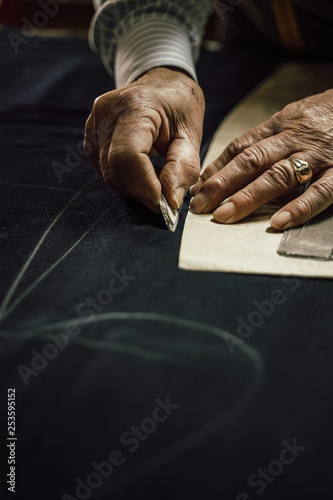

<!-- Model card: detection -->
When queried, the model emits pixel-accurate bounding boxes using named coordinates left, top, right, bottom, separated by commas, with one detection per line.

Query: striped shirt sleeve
left=90, top=0, right=213, bottom=88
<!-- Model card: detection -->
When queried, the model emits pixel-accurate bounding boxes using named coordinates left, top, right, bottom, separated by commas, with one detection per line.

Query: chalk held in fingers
left=159, top=193, right=181, bottom=231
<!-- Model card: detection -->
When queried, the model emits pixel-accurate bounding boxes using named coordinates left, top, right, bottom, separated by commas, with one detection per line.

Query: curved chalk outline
left=33, top=311, right=263, bottom=495
left=0, top=179, right=111, bottom=323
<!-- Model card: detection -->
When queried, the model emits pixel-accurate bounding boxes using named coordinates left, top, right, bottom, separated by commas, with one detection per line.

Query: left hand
left=189, top=90, right=333, bottom=230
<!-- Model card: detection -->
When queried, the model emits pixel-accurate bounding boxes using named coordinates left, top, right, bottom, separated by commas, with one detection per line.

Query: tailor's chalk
left=159, top=193, right=181, bottom=232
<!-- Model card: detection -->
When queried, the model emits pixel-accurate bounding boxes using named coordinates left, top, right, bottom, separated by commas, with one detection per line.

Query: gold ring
left=287, top=157, right=312, bottom=185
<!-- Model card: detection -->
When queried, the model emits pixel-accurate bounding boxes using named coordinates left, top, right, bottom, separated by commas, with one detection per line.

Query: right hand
left=84, top=67, right=205, bottom=213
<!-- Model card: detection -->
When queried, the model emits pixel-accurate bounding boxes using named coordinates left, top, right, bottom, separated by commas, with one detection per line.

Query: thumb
left=159, top=136, right=201, bottom=209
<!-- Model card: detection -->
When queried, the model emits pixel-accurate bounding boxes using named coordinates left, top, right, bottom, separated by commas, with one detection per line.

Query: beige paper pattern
left=178, top=62, right=333, bottom=278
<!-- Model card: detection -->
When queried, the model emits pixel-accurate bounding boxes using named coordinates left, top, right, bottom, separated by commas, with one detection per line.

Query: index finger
left=104, top=112, right=163, bottom=207
left=190, top=131, right=294, bottom=214
left=190, top=118, right=275, bottom=196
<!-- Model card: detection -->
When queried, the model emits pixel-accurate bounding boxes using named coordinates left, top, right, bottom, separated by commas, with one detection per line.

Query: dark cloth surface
left=0, top=29, right=332, bottom=500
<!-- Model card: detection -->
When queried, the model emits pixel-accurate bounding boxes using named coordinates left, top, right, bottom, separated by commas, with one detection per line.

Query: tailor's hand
left=84, top=67, right=205, bottom=213
left=190, top=90, right=333, bottom=229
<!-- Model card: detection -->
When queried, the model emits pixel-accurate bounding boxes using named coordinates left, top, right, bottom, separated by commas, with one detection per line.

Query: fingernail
left=213, top=201, right=235, bottom=223
left=189, top=192, right=209, bottom=213
left=175, top=187, right=185, bottom=209
left=270, top=211, right=291, bottom=230
left=142, top=200, right=160, bottom=214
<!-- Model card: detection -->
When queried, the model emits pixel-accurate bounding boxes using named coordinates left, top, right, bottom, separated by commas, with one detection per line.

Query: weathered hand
left=84, top=67, right=205, bottom=213
left=190, top=90, right=333, bottom=229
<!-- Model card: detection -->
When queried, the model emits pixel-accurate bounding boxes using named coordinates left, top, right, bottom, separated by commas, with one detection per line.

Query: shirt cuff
left=114, top=14, right=197, bottom=88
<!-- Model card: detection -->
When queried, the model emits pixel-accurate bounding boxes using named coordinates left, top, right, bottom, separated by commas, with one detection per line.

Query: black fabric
left=1, top=29, right=333, bottom=500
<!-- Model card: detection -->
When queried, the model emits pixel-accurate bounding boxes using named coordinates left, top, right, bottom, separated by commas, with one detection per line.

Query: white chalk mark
left=0, top=179, right=97, bottom=321
left=35, top=311, right=243, bottom=351
left=53, top=337, right=191, bottom=365
left=30, top=312, right=263, bottom=492
left=0, top=328, right=187, bottom=366
left=0, top=187, right=84, bottom=318
left=6, top=313, right=235, bottom=367
left=0, top=206, right=110, bottom=322
left=0, top=312, right=263, bottom=489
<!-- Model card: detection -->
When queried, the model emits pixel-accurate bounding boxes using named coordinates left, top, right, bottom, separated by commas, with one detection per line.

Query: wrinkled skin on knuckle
left=292, top=196, right=314, bottom=219
left=120, top=75, right=204, bottom=154
left=86, top=70, right=207, bottom=200
left=203, top=175, right=226, bottom=198
left=235, top=189, right=255, bottom=210
left=268, top=110, right=285, bottom=134
left=226, top=137, right=247, bottom=159
left=236, top=145, right=267, bottom=174
left=91, top=91, right=117, bottom=120
left=102, top=70, right=204, bottom=154
left=91, top=87, right=152, bottom=133
left=310, top=178, right=333, bottom=205
left=268, top=162, right=294, bottom=190
left=84, top=93, right=119, bottom=151
left=292, top=176, right=333, bottom=219
left=290, top=177, right=333, bottom=221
